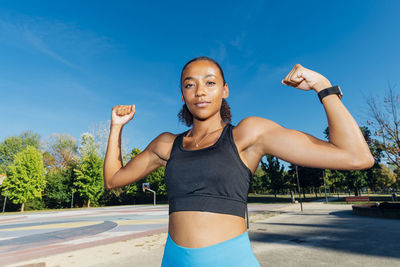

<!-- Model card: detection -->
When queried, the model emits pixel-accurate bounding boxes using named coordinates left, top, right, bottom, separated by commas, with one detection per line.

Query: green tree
left=43, top=133, right=78, bottom=172
left=344, top=170, right=368, bottom=196
left=325, top=169, right=347, bottom=197
left=393, top=167, right=400, bottom=191
left=250, top=165, right=265, bottom=194
left=261, top=155, right=286, bottom=197
left=74, top=133, right=104, bottom=207
left=42, top=134, right=78, bottom=208
left=296, top=166, right=323, bottom=198
left=43, top=163, right=77, bottom=209
left=1, top=146, right=46, bottom=212
left=147, top=166, right=167, bottom=196
left=0, top=131, right=41, bottom=174
left=375, top=164, right=396, bottom=190
left=287, top=164, right=300, bottom=194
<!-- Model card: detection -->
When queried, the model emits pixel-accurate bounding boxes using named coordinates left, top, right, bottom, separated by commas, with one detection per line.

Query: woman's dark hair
left=178, top=56, right=232, bottom=127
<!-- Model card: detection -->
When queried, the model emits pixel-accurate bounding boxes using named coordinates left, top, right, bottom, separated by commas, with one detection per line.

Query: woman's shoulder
left=232, top=116, right=277, bottom=151
left=148, top=131, right=184, bottom=163
left=234, top=116, right=275, bottom=133
left=156, top=130, right=185, bottom=141
left=151, top=131, right=179, bottom=148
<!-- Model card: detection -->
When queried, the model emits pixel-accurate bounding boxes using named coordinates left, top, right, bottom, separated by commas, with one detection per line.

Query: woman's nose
left=195, top=84, right=206, bottom=96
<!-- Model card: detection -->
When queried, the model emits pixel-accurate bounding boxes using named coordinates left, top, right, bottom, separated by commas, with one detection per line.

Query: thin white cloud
left=229, top=31, right=246, bottom=50
left=22, top=26, right=78, bottom=69
left=209, top=42, right=227, bottom=63
left=0, top=15, right=113, bottom=70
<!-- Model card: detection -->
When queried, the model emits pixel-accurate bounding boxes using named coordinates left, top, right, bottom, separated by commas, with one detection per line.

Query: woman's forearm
left=315, top=83, right=374, bottom=166
left=103, top=124, right=124, bottom=188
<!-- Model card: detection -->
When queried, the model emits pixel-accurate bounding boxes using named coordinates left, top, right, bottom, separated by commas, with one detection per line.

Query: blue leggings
left=161, top=230, right=261, bottom=267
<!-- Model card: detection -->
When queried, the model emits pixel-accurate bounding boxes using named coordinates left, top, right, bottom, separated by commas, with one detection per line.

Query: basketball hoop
left=142, top=182, right=156, bottom=205
left=142, top=182, right=150, bottom=192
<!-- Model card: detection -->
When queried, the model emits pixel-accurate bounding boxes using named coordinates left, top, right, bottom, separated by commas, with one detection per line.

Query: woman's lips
left=195, top=102, right=210, bottom=107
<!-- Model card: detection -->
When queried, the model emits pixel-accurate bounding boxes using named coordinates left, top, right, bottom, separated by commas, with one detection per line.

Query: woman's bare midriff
left=168, top=210, right=247, bottom=248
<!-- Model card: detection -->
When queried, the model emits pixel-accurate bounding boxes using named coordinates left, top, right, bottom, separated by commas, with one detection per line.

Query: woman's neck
left=189, top=116, right=226, bottom=138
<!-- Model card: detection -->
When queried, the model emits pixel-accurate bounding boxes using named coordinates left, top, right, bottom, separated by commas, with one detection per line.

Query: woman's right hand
left=111, top=104, right=135, bottom=126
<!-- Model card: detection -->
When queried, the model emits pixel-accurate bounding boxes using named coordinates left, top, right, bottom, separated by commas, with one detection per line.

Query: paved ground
left=250, top=203, right=400, bottom=267
left=0, top=203, right=287, bottom=267
left=4, top=202, right=400, bottom=267
left=0, top=204, right=171, bottom=266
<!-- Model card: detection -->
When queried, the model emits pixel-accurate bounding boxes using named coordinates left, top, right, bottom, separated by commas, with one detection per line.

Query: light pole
left=71, top=190, right=75, bottom=209
left=295, top=165, right=303, bottom=212
left=0, top=175, right=7, bottom=212
left=323, top=169, right=328, bottom=203
left=2, top=189, right=7, bottom=213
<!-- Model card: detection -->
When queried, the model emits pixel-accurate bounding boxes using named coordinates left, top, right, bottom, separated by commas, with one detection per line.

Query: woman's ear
left=223, top=83, right=229, bottom=98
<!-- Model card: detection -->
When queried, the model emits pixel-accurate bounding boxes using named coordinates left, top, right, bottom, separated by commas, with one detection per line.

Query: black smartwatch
left=317, top=85, right=343, bottom=103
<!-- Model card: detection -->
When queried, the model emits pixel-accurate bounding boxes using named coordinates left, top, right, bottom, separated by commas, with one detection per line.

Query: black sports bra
left=164, top=123, right=253, bottom=228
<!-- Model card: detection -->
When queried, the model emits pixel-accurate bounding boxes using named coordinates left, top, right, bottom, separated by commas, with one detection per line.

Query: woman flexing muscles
left=103, top=57, right=374, bottom=266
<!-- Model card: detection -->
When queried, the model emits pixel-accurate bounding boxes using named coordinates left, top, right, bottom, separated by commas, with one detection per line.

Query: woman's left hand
left=281, top=64, right=332, bottom=92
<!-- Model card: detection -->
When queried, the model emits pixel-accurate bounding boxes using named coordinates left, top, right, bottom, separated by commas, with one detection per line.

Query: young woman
left=103, top=57, right=374, bottom=266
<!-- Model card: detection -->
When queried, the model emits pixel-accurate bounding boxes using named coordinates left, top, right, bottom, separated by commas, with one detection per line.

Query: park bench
left=345, top=196, right=370, bottom=204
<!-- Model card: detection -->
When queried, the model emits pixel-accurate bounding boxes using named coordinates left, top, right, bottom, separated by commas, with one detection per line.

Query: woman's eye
left=185, top=84, right=193, bottom=88
left=207, top=81, right=215, bottom=85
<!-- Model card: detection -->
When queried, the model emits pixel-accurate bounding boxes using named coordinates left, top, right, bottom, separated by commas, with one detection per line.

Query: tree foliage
left=261, top=155, right=286, bottom=197
left=296, top=166, right=323, bottom=198
left=1, top=146, right=46, bottom=212
left=0, top=131, right=41, bottom=174
left=375, top=163, right=397, bottom=189
left=43, top=133, right=78, bottom=172
left=43, top=164, right=77, bottom=209
left=366, top=86, right=400, bottom=168
left=73, top=133, right=104, bottom=207
left=250, top=165, right=265, bottom=194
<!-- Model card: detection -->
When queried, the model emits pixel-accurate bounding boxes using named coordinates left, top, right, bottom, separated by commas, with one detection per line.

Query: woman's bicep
left=107, top=134, right=166, bottom=189
left=253, top=117, right=361, bottom=170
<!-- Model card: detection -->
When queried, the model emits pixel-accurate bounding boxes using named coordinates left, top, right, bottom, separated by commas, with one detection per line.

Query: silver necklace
left=186, top=126, right=224, bottom=147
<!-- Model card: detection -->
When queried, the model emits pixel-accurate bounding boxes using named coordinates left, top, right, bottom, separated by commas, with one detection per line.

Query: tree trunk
left=21, top=202, right=24, bottom=212
left=354, top=189, right=359, bottom=196
left=87, top=199, right=91, bottom=208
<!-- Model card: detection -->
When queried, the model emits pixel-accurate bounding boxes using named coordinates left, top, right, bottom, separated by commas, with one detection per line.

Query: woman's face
left=181, top=60, right=229, bottom=122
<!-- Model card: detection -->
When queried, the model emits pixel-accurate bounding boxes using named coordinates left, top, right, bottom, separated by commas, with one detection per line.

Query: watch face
left=337, top=86, right=343, bottom=97
left=338, top=86, right=343, bottom=100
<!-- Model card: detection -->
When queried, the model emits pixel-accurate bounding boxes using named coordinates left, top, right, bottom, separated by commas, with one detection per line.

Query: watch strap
left=318, top=86, right=342, bottom=103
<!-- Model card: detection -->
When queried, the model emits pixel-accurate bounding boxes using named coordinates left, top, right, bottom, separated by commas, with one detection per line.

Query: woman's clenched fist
left=111, top=104, right=135, bottom=126
left=281, top=64, right=332, bottom=92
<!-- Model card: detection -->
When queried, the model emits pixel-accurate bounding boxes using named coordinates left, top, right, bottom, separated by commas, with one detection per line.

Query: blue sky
left=0, top=1, right=399, bottom=167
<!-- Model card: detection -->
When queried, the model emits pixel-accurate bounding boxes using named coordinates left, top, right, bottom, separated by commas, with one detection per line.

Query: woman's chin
left=192, top=111, right=219, bottom=121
